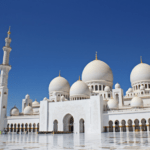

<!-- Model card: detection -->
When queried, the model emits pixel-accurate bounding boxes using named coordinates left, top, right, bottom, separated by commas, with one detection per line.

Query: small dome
left=10, top=106, right=19, bottom=116
left=25, top=94, right=30, bottom=99
left=82, top=60, right=113, bottom=83
left=32, top=99, right=40, bottom=107
left=104, top=86, right=110, bottom=92
left=128, top=88, right=133, bottom=93
left=70, top=80, right=90, bottom=97
left=130, top=96, right=143, bottom=108
left=140, top=85, right=145, bottom=90
left=43, top=97, right=48, bottom=101
left=49, top=76, right=70, bottom=93
left=130, top=63, right=150, bottom=84
left=24, top=106, right=33, bottom=115
left=107, top=97, right=118, bottom=110
left=115, top=83, right=120, bottom=89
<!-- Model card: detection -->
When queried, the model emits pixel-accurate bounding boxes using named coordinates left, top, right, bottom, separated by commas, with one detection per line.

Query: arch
left=53, top=120, right=58, bottom=132
left=17, top=124, right=20, bottom=132
left=21, top=123, right=24, bottom=132
left=7, top=124, right=9, bottom=132
left=25, top=123, right=28, bottom=132
left=128, top=119, right=133, bottom=132
left=134, top=119, right=140, bottom=132
left=10, top=124, right=13, bottom=132
left=138, top=85, right=140, bottom=89
left=63, top=114, right=74, bottom=132
left=103, top=85, right=105, bottom=91
left=33, top=123, right=36, bottom=132
left=79, top=119, right=84, bottom=133
left=121, top=120, right=126, bottom=132
left=95, top=85, right=98, bottom=91
left=99, top=85, right=101, bottom=91
left=29, top=123, right=31, bottom=132
left=108, top=120, right=113, bottom=132
left=115, top=120, right=120, bottom=132
left=141, top=118, right=147, bottom=131
left=14, top=124, right=16, bottom=132
left=108, top=94, right=110, bottom=98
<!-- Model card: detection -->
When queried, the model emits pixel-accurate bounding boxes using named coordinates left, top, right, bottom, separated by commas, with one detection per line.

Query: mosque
left=0, top=28, right=150, bottom=134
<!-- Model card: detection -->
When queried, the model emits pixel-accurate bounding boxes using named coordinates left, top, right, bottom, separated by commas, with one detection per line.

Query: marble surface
left=1, top=132, right=150, bottom=150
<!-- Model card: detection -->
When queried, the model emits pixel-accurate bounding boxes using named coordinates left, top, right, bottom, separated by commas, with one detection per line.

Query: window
left=145, top=84, right=147, bottom=88
left=95, top=85, right=98, bottom=91
left=108, top=94, right=110, bottom=98
left=99, top=85, right=101, bottom=91
left=103, top=85, right=105, bottom=91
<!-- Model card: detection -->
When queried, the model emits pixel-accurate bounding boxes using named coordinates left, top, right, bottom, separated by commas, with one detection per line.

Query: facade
left=0, top=28, right=150, bottom=134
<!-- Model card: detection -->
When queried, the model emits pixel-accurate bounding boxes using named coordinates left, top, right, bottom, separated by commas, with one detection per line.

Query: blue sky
left=0, top=0, right=150, bottom=115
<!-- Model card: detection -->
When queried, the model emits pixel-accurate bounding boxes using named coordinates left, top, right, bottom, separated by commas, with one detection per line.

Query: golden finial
left=7, top=26, right=11, bottom=35
left=140, top=56, right=142, bottom=63
left=35, top=99, right=37, bottom=101
left=78, top=76, right=81, bottom=81
left=95, top=51, right=98, bottom=60
left=59, top=70, right=61, bottom=77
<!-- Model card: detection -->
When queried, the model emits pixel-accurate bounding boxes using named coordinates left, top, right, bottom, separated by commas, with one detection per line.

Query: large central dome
left=82, top=59, right=113, bottom=83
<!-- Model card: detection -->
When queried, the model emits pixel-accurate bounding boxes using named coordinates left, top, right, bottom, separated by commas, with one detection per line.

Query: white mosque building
left=0, top=28, right=150, bottom=134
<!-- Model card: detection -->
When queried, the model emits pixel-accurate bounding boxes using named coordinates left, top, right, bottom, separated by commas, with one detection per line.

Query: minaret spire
left=7, top=26, right=11, bottom=38
left=95, top=51, right=98, bottom=60
left=140, top=56, right=142, bottom=63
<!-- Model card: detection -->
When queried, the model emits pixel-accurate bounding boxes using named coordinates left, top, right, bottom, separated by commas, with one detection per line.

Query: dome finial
left=59, top=70, right=61, bottom=76
left=78, top=76, right=81, bottom=81
left=95, top=51, right=98, bottom=60
left=7, top=26, right=11, bottom=35
left=140, top=56, right=142, bottom=63
left=35, top=99, right=37, bottom=101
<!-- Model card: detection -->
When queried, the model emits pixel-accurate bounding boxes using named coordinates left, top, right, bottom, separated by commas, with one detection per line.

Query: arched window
left=103, top=85, right=105, bottom=91
left=108, top=121, right=113, bottom=132
left=108, top=94, right=110, bottom=98
left=141, top=119, right=147, bottom=131
left=91, top=85, right=93, bottom=90
left=145, top=84, right=147, bottom=88
left=138, top=85, right=140, bottom=89
left=134, top=119, right=140, bottom=131
left=99, top=85, right=101, bottom=91
left=115, top=120, right=120, bottom=132
left=121, top=120, right=126, bottom=132
left=128, top=119, right=133, bottom=132
left=95, top=85, right=98, bottom=91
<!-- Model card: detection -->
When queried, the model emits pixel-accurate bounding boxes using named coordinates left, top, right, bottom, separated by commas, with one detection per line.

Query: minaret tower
left=0, top=27, right=12, bottom=131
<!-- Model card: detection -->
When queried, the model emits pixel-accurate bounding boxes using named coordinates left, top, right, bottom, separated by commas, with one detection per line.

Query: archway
left=11, top=124, right=13, bottom=132
left=141, top=119, right=147, bottom=131
left=29, top=123, right=31, bottom=132
left=115, top=120, right=120, bottom=132
left=63, top=114, right=74, bottom=133
left=7, top=124, right=9, bottom=132
left=18, top=124, right=20, bottom=132
left=33, top=123, right=36, bottom=132
left=121, top=120, right=126, bottom=132
left=53, top=120, right=58, bottom=132
left=14, top=124, right=16, bottom=132
left=21, top=124, right=24, bottom=132
left=79, top=119, right=84, bottom=133
left=108, top=120, right=113, bottom=132
left=134, top=119, right=140, bottom=132
left=25, top=123, right=28, bottom=132
left=128, top=119, right=133, bottom=132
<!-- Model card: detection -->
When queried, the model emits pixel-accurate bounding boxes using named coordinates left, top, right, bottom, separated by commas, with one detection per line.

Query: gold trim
left=140, top=56, right=142, bottom=63
left=95, top=51, right=98, bottom=60
left=7, top=26, right=11, bottom=35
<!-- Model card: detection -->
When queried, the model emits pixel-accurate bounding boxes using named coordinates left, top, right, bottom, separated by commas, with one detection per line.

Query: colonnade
left=104, top=118, right=150, bottom=132
left=6, top=123, right=39, bottom=133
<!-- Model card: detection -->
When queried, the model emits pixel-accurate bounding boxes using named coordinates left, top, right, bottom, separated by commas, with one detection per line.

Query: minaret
left=0, top=27, right=12, bottom=131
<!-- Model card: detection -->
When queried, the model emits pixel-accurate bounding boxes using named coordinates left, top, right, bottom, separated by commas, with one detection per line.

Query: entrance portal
left=63, top=114, right=74, bottom=133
